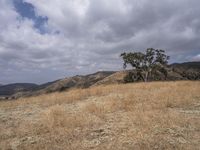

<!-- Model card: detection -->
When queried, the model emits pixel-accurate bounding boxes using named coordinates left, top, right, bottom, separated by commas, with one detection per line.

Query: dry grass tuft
left=42, top=105, right=68, bottom=129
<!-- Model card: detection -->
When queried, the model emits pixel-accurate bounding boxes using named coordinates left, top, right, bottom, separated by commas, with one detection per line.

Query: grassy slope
left=0, top=81, right=200, bottom=150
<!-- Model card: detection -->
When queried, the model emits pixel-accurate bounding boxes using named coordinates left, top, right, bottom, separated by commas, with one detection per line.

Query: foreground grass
left=0, top=81, right=200, bottom=150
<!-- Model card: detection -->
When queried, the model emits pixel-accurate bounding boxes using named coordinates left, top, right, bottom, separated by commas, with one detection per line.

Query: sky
left=0, top=0, right=200, bottom=84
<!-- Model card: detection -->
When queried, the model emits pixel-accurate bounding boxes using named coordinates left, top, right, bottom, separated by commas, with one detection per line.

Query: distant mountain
left=0, top=83, right=38, bottom=97
left=21, top=71, right=116, bottom=97
left=41, top=71, right=116, bottom=93
left=0, top=62, right=199, bottom=99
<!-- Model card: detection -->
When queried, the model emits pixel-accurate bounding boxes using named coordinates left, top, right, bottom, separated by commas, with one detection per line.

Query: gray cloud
left=0, top=0, right=200, bottom=84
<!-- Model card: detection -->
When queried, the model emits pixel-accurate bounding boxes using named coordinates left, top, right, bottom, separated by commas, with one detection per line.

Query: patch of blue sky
left=13, top=0, right=48, bottom=34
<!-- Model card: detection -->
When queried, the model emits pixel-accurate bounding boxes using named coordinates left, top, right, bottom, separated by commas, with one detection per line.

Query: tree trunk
left=144, top=71, right=149, bottom=82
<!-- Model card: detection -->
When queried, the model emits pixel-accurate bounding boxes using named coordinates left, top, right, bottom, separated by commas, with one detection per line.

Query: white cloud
left=0, top=0, right=200, bottom=83
left=0, top=0, right=18, bottom=30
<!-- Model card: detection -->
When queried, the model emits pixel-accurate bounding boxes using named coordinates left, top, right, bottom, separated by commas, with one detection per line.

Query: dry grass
left=0, top=81, right=200, bottom=150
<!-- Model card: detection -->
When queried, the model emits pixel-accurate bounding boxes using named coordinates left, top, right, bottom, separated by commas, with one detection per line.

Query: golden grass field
left=0, top=81, right=200, bottom=150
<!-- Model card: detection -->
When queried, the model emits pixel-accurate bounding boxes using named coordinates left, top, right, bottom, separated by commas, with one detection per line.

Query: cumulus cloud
left=0, top=0, right=200, bottom=84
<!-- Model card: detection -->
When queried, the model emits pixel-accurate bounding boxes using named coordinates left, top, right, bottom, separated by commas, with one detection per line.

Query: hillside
left=31, top=61, right=200, bottom=95
left=0, top=62, right=199, bottom=99
left=39, top=71, right=116, bottom=93
left=15, top=71, right=116, bottom=98
left=0, top=71, right=115, bottom=99
left=93, top=71, right=128, bottom=86
left=169, top=62, right=200, bottom=80
left=0, top=81, right=199, bottom=149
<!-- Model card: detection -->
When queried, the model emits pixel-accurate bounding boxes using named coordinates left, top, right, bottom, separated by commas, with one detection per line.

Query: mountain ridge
left=0, top=61, right=199, bottom=99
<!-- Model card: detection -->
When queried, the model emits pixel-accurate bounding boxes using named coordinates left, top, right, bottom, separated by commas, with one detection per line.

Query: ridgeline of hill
left=0, top=62, right=199, bottom=99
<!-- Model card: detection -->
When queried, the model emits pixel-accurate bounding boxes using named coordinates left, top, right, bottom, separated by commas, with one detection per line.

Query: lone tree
left=120, top=48, right=170, bottom=82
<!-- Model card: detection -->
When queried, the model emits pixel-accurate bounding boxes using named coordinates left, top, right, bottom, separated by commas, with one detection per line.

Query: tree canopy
left=121, top=48, right=170, bottom=82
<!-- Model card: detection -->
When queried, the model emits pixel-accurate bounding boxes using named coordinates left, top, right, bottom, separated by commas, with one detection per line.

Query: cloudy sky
left=0, top=0, right=200, bottom=84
